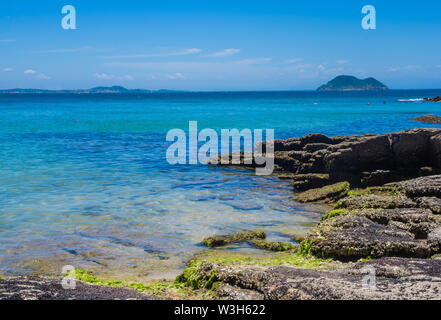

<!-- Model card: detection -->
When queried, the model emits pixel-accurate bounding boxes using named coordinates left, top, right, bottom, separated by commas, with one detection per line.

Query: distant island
left=0, top=86, right=182, bottom=94
left=317, top=75, right=389, bottom=92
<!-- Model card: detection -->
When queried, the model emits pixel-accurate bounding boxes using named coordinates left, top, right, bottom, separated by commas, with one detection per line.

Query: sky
left=0, top=0, right=440, bottom=90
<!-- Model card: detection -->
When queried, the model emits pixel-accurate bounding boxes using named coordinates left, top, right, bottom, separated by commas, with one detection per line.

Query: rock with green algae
left=293, top=181, right=350, bottom=203
left=249, top=239, right=297, bottom=252
left=304, top=209, right=441, bottom=260
left=191, top=257, right=441, bottom=300
left=202, top=230, right=266, bottom=247
left=336, top=194, right=417, bottom=210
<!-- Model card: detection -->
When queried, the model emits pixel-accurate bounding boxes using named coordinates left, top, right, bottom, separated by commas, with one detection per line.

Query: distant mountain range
left=0, top=86, right=182, bottom=94
left=317, top=75, right=389, bottom=91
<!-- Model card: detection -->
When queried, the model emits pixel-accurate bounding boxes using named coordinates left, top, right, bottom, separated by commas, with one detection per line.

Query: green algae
left=293, top=181, right=350, bottom=203
left=321, top=209, right=346, bottom=221
left=202, top=230, right=266, bottom=248
left=67, top=268, right=198, bottom=298
left=250, top=239, right=297, bottom=252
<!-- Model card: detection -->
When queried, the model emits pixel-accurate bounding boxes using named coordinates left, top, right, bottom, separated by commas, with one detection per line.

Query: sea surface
left=1, top=90, right=440, bottom=280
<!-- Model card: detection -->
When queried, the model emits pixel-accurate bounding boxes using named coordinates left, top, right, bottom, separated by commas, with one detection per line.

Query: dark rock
left=423, top=97, right=441, bottom=102
left=304, top=143, right=330, bottom=153
left=202, top=231, right=266, bottom=247
left=0, top=276, right=154, bottom=300
left=337, top=194, right=417, bottom=210
left=249, top=239, right=297, bottom=252
left=405, top=175, right=441, bottom=198
left=306, top=215, right=439, bottom=260
left=196, top=258, right=441, bottom=299
left=409, top=114, right=441, bottom=123
left=390, top=129, right=434, bottom=168
left=324, top=134, right=394, bottom=181
left=293, top=182, right=349, bottom=203
left=290, top=173, right=330, bottom=192
left=300, top=134, right=333, bottom=146
left=416, top=197, right=441, bottom=214
left=360, top=170, right=401, bottom=187
left=216, top=283, right=264, bottom=300
left=430, top=134, right=441, bottom=168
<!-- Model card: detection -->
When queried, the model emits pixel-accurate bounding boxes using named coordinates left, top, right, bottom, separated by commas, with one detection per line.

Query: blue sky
left=0, top=0, right=440, bottom=90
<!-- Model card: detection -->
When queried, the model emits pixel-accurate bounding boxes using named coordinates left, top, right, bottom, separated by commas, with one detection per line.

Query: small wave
left=397, top=98, right=425, bottom=102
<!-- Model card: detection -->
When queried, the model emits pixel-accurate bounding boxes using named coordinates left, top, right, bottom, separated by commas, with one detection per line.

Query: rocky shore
left=423, top=96, right=441, bottom=102
left=184, top=128, right=441, bottom=299
left=3, top=129, right=441, bottom=300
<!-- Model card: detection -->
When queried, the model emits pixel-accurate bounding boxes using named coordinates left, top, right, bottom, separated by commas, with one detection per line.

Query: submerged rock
left=409, top=114, right=441, bottom=123
left=201, top=231, right=266, bottom=247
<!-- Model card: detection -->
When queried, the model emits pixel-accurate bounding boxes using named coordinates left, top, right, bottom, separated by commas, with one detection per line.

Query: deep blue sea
left=1, top=90, right=440, bottom=280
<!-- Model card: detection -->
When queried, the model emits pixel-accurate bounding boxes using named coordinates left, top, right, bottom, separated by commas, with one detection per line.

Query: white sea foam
left=397, top=98, right=425, bottom=102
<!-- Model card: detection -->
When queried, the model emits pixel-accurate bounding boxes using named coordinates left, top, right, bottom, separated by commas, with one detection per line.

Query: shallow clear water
left=0, top=90, right=440, bottom=279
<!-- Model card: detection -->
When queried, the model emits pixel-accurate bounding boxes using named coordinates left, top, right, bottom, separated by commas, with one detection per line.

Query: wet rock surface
left=0, top=276, right=153, bottom=300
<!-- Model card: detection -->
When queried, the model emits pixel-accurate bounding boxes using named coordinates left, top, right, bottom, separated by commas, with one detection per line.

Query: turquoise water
left=1, top=90, right=440, bottom=279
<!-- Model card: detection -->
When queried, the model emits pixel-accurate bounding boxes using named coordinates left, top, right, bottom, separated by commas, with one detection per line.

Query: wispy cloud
left=388, top=65, right=422, bottom=72
left=205, top=48, right=240, bottom=57
left=105, top=48, right=201, bottom=59
left=36, top=73, right=51, bottom=80
left=233, top=58, right=272, bottom=65
left=166, top=72, right=185, bottom=80
left=336, top=60, right=349, bottom=65
left=284, top=58, right=303, bottom=64
left=94, top=73, right=133, bottom=81
left=0, top=39, right=15, bottom=43
left=3, top=67, right=13, bottom=72
left=34, top=46, right=93, bottom=53
left=24, top=69, right=50, bottom=80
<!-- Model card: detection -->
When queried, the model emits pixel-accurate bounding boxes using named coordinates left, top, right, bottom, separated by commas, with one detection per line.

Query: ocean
left=1, top=90, right=440, bottom=280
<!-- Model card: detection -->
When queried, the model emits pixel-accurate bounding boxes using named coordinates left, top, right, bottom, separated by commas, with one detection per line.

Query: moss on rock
left=202, top=230, right=266, bottom=247
left=293, top=181, right=350, bottom=203
left=250, top=239, right=297, bottom=252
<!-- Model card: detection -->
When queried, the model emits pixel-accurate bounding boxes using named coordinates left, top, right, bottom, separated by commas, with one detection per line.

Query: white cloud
left=94, top=73, right=134, bottom=81
left=105, top=48, right=201, bottom=59
left=166, top=72, right=185, bottom=80
left=284, top=58, right=303, bottom=64
left=94, top=73, right=115, bottom=80
left=24, top=69, right=37, bottom=74
left=233, top=58, right=272, bottom=65
left=388, top=65, right=422, bottom=72
left=336, top=60, right=349, bottom=65
left=36, top=73, right=50, bottom=80
left=205, top=48, right=240, bottom=57
left=3, top=67, right=13, bottom=72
